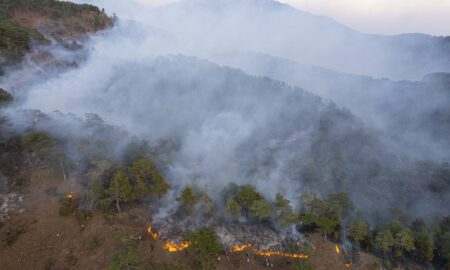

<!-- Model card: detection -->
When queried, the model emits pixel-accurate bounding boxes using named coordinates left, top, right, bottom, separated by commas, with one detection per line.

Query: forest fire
left=252, top=248, right=309, bottom=258
left=65, top=193, right=73, bottom=198
left=147, top=226, right=309, bottom=258
left=335, top=245, right=340, bottom=254
left=231, top=244, right=252, bottom=252
left=147, top=226, right=159, bottom=239
left=147, top=226, right=189, bottom=252
left=162, top=241, right=190, bottom=252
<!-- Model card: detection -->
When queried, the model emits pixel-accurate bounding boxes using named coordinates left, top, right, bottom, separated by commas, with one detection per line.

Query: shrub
left=109, top=233, right=145, bottom=270
left=58, top=196, right=72, bottom=216
left=88, top=236, right=99, bottom=250
left=291, top=260, right=313, bottom=270
left=22, top=131, right=56, bottom=159
left=186, top=228, right=221, bottom=270
left=4, top=227, right=25, bottom=246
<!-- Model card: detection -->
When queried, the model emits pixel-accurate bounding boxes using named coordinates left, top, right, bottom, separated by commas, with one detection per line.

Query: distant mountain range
left=146, top=0, right=450, bottom=80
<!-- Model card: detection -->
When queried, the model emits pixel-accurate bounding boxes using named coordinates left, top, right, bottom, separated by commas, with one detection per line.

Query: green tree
left=225, top=197, right=240, bottom=216
left=22, top=131, right=56, bottom=159
left=411, top=218, right=427, bottom=233
left=186, top=228, right=221, bottom=270
left=235, top=185, right=262, bottom=214
left=315, top=216, right=338, bottom=241
left=435, top=216, right=450, bottom=266
left=88, top=177, right=105, bottom=201
left=47, top=152, right=74, bottom=179
left=387, top=220, right=403, bottom=236
left=326, top=192, right=354, bottom=219
left=250, top=199, right=272, bottom=222
left=394, top=227, right=416, bottom=254
left=107, top=170, right=134, bottom=214
left=87, top=160, right=113, bottom=180
left=348, top=218, right=369, bottom=245
left=274, top=193, right=290, bottom=210
left=0, top=88, right=13, bottom=106
left=198, top=192, right=215, bottom=217
left=128, top=158, right=157, bottom=197
left=109, top=233, right=145, bottom=270
left=276, top=208, right=299, bottom=227
left=274, top=193, right=298, bottom=227
left=149, top=173, right=170, bottom=200
left=298, top=191, right=317, bottom=212
left=376, top=229, right=395, bottom=256
left=437, top=232, right=450, bottom=266
left=221, top=183, right=239, bottom=202
left=415, top=229, right=434, bottom=262
left=176, top=187, right=198, bottom=214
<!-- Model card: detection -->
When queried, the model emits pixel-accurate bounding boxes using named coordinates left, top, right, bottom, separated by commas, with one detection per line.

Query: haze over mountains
left=0, top=0, right=448, bottom=231
left=1, top=0, right=450, bottom=268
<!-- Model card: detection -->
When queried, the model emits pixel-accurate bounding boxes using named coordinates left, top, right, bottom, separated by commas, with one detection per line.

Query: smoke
left=1, top=0, right=449, bottom=227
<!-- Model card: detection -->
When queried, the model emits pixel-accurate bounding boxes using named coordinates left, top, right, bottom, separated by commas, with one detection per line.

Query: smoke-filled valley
left=0, top=0, right=449, bottom=269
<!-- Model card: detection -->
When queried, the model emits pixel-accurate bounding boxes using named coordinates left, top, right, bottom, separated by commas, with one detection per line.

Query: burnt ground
left=0, top=168, right=423, bottom=270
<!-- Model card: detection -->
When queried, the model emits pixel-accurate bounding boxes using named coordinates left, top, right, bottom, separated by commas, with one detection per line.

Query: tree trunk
left=59, top=158, right=66, bottom=181
left=115, top=197, right=121, bottom=214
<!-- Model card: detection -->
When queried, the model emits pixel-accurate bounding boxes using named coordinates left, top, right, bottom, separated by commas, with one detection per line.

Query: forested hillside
left=0, top=0, right=449, bottom=269
left=0, top=0, right=112, bottom=75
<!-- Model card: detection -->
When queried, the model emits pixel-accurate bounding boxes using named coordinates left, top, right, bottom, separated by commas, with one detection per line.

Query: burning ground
left=0, top=168, right=387, bottom=270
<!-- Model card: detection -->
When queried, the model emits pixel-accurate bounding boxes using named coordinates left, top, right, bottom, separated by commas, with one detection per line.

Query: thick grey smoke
left=1, top=0, right=449, bottom=224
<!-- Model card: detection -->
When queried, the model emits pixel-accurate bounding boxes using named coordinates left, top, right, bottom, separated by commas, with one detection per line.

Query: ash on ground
left=216, top=223, right=312, bottom=253
left=152, top=216, right=313, bottom=254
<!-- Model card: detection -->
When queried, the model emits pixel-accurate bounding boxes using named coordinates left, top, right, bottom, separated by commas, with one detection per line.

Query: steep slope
left=213, top=52, right=450, bottom=161
left=0, top=0, right=112, bottom=75
left=12, top=55, right=450, bottom=222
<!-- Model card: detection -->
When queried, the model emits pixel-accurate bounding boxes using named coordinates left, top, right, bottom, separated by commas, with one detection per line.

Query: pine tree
left=176, top=186, right=198, bottom=214
left=376, top=229, right=395, bottom=256
left=415, top=229, right=434, bottom=262
left=250, top=199, right=272, bottom=222
left=235, top=185, right=262, bottom=215
left=395, top=227, right=416, bottom=253
left=128, top=158, right=157, bottom=198
left=107, top=170, right=134, bottom=214
left=225, top=197, right=240, bottom=216
left=273, top=193, right=298, bottom=227
left=348, top=218, right=369, bottom=245
left=149, top=173, right=170, bottom=200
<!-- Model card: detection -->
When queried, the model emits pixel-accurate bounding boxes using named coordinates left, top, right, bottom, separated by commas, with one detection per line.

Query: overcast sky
left=135, top=0, right=450, bottom=36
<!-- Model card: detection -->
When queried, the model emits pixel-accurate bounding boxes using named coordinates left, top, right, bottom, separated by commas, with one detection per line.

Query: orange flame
left=345, top=263, right=352, bottom=267
left=335, top=245, right=340, bottom=254
left=147, top=226, right=159, bottom=239
left=163, top=241, right=190, bottom=252
left=147, top=226, right=189, bottom=252
left=65, top=193, right=73, bottom=199
left=147, top=226, right=310, bottom=258
left=252, top=247, right=309, bottom=258
left=231, top=244, right=252, bottom=252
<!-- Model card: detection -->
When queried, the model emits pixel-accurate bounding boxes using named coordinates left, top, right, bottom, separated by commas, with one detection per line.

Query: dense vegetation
left=0, top=0, right=102, bottom=20
left=1, top=56, right=449, bottom=268
left=0, top=21, right=48, bottom=72
left=0, top=0, right=111, bottom=75
left=2, top=122, right=448, bottom=269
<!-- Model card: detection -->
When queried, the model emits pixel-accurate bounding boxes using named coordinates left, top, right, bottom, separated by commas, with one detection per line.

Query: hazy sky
left=136, top=0, right=450, bottom=36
